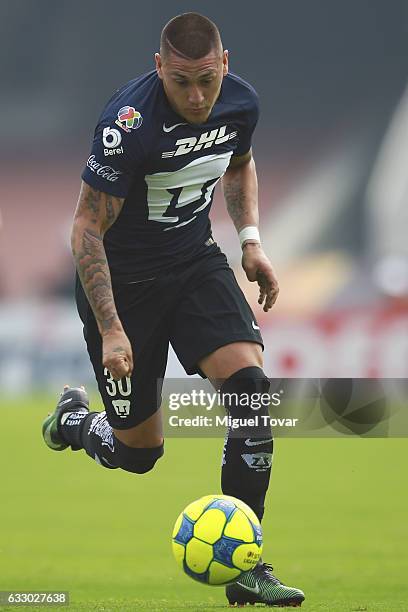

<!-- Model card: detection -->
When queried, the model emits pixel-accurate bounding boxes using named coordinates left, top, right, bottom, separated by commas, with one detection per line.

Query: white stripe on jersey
left=144, top=151, right=233, bottom=226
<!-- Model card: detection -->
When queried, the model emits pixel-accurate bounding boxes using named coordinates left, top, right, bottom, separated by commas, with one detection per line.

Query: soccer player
left=43, top=13, right=305, bottom=607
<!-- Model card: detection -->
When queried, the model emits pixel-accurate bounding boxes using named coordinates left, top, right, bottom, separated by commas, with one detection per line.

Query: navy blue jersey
left=81, top=70, right=259, bottom=282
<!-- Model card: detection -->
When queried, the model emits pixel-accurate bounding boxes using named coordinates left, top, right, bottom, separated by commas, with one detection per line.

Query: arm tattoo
left=223, top=174, right=247, bottom=229
left=79, top=186, right=102, bottom=226
left=74, top=229, right=117, bottom=333
left=106, top=197, right=115, bottom=226
left=72, top=187, right=124, bottom=334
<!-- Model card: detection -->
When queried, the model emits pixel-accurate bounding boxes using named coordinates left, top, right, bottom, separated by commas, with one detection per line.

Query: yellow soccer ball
left=172, top=494, right=263, bottom=585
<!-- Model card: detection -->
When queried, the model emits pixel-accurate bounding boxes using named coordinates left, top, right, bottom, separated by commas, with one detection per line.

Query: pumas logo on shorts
left=162, top=125, right=237, bottom=158
left=115, top=106, right=143, bottom=132
left=112, top=399, right=131, bottom=418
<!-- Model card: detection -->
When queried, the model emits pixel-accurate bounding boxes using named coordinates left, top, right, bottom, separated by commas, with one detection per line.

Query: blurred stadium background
left=1, top=3, right=408, bottom=610
left=1, top=0, right=407, bottom=390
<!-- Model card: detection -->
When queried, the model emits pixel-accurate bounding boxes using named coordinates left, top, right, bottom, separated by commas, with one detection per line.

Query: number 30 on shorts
left=104, top=367, right=132, bottom=397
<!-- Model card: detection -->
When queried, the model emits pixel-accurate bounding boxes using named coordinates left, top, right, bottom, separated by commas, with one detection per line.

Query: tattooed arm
left=222, top=150, right=259, bottom=232
left=71, top=181, right=133, bottom=379
left=222, top=151, right=279, bottom=311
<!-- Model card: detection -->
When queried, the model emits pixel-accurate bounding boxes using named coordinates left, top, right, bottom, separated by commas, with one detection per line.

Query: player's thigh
left=76, top=277, right=169, bottom=441
left=170, top=264, right=264, bottom=378
left=112, top=409, right=163, bottom=448
left=198, top=341, right=263, bottom=384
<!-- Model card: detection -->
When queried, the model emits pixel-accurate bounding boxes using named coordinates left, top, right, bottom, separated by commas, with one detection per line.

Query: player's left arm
left=222, top=150, right=279, bottom=312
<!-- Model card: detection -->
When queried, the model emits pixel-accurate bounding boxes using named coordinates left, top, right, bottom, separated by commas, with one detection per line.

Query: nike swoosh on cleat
left=44, top=422, right=60, bottom=449
left=58, top=397, right=73, bottom=407
left=163, top=122, right=187, bottom=132
left=245, top=438, right=273, bottom=446
left=236, top=580, right=260, bottom=595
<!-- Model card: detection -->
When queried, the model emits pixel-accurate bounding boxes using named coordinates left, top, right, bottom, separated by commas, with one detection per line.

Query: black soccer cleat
left=226, top=562, right=305, bottom=607
left=42, top=385, right=89, bottom=451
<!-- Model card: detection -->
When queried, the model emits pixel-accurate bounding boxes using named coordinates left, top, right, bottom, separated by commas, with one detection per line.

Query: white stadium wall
left=0, top=302, right=407, bottom=395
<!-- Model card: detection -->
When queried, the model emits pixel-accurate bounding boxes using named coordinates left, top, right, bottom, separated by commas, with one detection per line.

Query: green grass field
left=1, top=395, right=407, bottom=611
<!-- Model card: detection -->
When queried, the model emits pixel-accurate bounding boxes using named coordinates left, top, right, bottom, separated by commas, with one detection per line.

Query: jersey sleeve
left=81, top=118, right=145, bottom=198
left=233, top=89, right=260, bottom=158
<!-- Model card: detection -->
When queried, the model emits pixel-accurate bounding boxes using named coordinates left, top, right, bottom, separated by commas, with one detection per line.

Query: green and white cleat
left=226, top=562, right=305, bottom=607
left=42, top=385, right=89, bottom=451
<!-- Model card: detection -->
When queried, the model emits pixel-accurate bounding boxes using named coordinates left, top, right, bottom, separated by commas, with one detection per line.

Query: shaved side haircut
left=160, top=12, right=223, bottom=61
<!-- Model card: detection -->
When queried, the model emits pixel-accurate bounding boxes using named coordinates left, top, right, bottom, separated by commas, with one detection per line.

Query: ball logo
left=172, top=495, right=263, bottom=585
left=116, top=106, right=143, bottom=131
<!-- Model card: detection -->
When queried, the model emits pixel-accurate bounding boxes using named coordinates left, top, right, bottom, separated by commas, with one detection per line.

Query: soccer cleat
left=226, top=562, right=305, bottom=607
left=42, top=385, right=89, bottom=451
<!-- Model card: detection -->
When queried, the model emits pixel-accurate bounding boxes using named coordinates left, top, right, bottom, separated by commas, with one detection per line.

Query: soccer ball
left=172, top=494, right=263, bottom=585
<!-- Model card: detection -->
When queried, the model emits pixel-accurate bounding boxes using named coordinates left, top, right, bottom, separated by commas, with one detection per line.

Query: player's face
left=155, top=49, right=228, bottom=124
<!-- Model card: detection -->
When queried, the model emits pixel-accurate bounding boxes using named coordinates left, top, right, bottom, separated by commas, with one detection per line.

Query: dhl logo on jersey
left=162, top=125, right=237, bottom=158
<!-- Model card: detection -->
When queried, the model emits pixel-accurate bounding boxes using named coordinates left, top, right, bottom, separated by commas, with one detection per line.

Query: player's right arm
left=71, top=180, right=133, bottom=380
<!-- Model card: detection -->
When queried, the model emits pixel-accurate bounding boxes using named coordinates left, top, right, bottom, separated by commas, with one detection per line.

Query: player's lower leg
left=42, top=385, right=163, bottom=473
left=220, top=367, right=272, bottom=521
left=219, top=367, right=305, bottom=606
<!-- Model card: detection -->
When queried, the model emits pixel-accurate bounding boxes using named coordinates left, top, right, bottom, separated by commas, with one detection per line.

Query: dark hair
left=160, top=13, right=222, bottom=61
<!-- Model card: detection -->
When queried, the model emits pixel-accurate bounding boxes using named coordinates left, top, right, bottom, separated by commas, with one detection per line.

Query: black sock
left=221, top=434, right=273, bottom=521
left=219, top=367, right=273, bottom=522
left=60, top=411, right=163, bottom=473
left=60, top=411, right=118, bottom=469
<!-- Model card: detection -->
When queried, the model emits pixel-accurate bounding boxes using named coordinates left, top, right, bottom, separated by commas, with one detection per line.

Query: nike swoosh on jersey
left=163, top=122, right=188, bottom=132
left=236, top=580, right=260, bottom=594
left=252, top=321, right=260, bottom=330
left=245, top=438, right=273, bottom=446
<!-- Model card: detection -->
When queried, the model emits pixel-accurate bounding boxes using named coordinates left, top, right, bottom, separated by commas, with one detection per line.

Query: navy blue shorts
left=75, top=251, right=263, bottom=429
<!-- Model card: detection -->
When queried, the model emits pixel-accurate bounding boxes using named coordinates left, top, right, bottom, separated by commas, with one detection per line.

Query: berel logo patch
left=104, top=146, right=123, bottom=156
left=102, top=127, right=123, bottom=156
left=102, top=126, right=122, bottom=148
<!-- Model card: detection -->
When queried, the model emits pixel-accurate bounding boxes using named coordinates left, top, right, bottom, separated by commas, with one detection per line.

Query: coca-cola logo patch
left=86, top=155, right=122, bottom=182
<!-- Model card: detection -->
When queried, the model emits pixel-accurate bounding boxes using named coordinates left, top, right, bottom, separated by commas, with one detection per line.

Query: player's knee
left=112, top=435, right=164, bottom=474
left=220, top=366, right=271, bottom=419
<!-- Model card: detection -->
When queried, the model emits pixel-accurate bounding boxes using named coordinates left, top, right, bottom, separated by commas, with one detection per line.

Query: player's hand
left=102, top=329, right=134, bottom=381
left=241, top=243, right=279, bottom=312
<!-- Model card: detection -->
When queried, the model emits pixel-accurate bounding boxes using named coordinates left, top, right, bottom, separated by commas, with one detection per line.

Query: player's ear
left=222, top=49, right=229, bottom=76
left=155, top=53, right=163, bottom=79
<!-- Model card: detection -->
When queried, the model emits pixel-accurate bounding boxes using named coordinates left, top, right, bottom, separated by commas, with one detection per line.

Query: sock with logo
left=60, top=410, right=164, bottom=473
left=219, top=367, right=273, bottom=522
left=59, top=410, right=118, bottom=469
